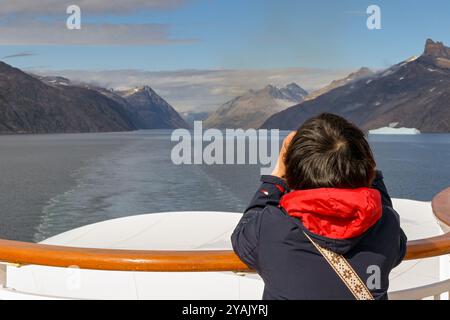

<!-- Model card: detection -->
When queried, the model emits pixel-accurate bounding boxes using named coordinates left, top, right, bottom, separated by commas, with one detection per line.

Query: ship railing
left=0, top=188, right=449, bottom=300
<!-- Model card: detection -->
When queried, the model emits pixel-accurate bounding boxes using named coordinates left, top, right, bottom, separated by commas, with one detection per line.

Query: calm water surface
left=0, top=131, right=449, bottom=242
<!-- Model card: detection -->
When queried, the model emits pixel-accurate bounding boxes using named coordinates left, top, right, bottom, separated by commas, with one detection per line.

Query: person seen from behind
left=231, top=113, right=407, bottom=300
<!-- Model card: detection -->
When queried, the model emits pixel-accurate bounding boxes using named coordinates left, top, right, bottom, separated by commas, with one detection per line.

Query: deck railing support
left=0, top=263, right=6, bottom=288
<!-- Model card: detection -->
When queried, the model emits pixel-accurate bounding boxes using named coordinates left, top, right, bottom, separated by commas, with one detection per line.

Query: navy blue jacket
left=231, top=171, right=407, bottom=300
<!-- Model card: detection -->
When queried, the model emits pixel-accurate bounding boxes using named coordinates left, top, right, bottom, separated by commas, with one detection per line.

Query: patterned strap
left=303, top=232, right=374, bottom=300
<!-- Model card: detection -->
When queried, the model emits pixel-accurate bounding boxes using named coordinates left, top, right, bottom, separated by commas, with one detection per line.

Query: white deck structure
left=0, top=199, right=449, bottom=300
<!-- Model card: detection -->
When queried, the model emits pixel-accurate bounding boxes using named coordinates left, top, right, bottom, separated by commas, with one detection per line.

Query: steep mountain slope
left=118, top=86, right=190, bottom=129
left=262, top=39, right=450, bottom=133
left=0, top=62, right=136, bottom=134
left=305, top=67, right=374, bottom=101
left=204, top=83, right=308, bottom=129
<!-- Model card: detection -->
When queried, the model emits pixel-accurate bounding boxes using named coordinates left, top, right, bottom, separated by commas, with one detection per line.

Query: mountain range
left=0, top=62, right=189, bottom=134
left=262, top=39, right=450, bottom=133
left=204, top=83, right=308, bottom=129
left=2, top=38, right=449, bottom=134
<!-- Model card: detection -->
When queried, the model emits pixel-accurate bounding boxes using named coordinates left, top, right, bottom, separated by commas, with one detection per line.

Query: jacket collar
left=280, top=187, right=382, bottom=240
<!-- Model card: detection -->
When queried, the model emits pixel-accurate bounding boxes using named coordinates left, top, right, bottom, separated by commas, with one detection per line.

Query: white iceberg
left=369, top=126, right=421, bottom=135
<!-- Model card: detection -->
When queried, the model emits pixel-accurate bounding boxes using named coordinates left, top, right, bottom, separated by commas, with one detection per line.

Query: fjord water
left=0, top=131, right=449, bottom=242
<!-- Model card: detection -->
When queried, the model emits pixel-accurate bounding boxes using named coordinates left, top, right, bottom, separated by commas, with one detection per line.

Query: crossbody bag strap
left=303, top=232, right=374, bottom=300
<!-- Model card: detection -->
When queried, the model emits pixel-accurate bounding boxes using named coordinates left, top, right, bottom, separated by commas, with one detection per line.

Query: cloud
left=31, top=68, right=354, bottom=113
left=0, top=0, right=188, bottom=15
left=2, top=51, right=36, bottom=59
left=342, top=9, right=367, bottom=17
left=0, top=21, right=196, bottom=45
left=0, top=1, right=194, bottom=45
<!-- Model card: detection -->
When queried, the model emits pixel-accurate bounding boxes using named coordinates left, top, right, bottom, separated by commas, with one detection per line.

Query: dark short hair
left=284, top=113, right=376, bottom=190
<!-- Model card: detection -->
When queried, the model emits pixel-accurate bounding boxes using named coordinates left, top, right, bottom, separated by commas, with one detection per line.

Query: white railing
left=389, top=279, right=450, bottom=300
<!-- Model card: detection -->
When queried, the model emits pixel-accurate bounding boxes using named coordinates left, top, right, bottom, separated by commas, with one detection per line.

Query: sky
left=1, top=0, right=449, bottom=112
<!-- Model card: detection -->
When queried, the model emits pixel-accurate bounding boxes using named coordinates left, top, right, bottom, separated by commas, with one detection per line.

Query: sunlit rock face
left=204, top=83, right=308, bottom=129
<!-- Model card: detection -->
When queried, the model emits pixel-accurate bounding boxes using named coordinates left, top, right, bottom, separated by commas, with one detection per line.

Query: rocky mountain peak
left=129, top=85, right=156, bottom=96
left=255, top=85, right=282, bottom=101
left=120, top=85, right=158, bottom=98
left=258, top=83, right=308, bottom=101
left=280, top=83, right=308, bottom=101
left=354, top=67, right=373, bottom=76
left=344, top=67, right=374, bottom=82
left=261, top=84, right=278, bottom=95
left=423, top=39, right=450, bottom=59
left=285, top=82, right=302, bottom=90
left=117, top=85, right=189, bottom=129
left=141, top=85, right=157, bottom=95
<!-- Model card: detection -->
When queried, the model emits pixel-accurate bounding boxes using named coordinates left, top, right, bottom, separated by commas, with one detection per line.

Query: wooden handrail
left=0, top=188, right=449, bottom=272
left=405, top=234, right=450, bottom=260
left=0, top=240, right=250, bottom=272
left=433, top=187, right=450, bottom=228
left=404, top=187, right=450, bottom=260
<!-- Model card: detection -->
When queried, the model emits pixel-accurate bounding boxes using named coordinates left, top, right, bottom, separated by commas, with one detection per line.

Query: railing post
left=0, top=263, right=6, bottom=288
